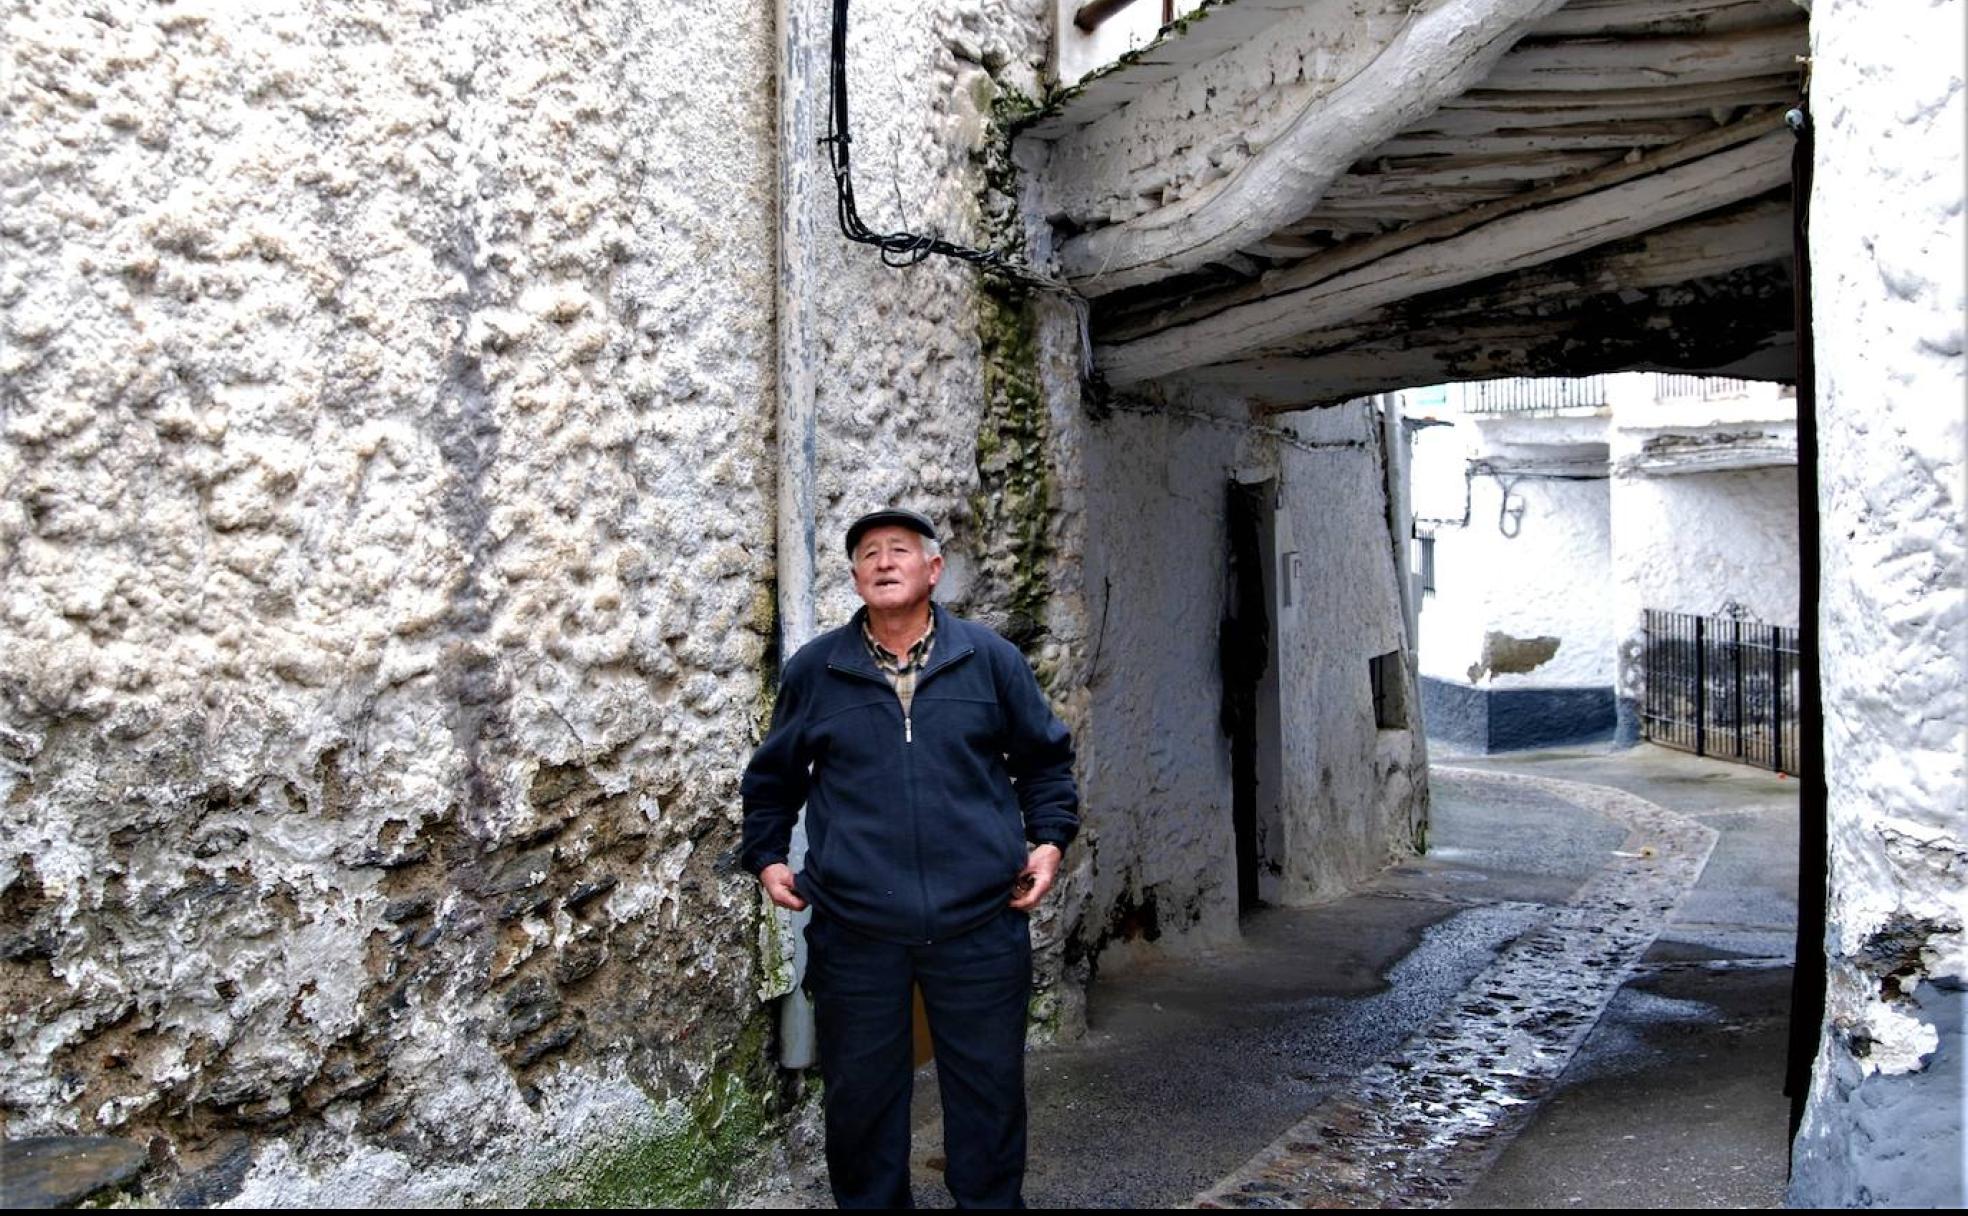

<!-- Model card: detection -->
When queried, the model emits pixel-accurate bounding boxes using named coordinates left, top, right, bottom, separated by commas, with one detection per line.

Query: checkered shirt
left=862, top=611, right=937, bottom=717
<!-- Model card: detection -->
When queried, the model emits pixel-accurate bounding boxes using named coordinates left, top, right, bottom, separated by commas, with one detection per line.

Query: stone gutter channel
left=1193, top=768, right=1720, bottom=1209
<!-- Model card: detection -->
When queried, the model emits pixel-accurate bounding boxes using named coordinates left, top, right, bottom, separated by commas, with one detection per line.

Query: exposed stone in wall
left=777, top=0, right=1103, bottom=1042
left=1417, top=469, right=1615, bottom=692
left=1040, top=0, right=1412, bottom=233
left=1789, top=0, right=1966, bottom=1203
left=1, top=0, right=784, bottom=1202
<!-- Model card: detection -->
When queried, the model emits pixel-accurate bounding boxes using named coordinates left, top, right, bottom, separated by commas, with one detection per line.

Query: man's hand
left=1008, top=844, right=1062, bottom=911
left=760, top=863, right=807, bottom=912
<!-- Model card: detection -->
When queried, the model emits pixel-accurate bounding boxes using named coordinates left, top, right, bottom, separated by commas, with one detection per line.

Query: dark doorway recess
left=1221, top=480, right=1272, bottom=915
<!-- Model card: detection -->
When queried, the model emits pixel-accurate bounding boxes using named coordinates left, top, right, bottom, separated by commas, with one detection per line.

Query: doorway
left=1222, top=478, right=1285, bottom=914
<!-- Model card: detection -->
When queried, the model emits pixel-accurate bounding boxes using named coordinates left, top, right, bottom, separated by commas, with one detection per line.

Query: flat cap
left=845, top=507, right=938, bottom=557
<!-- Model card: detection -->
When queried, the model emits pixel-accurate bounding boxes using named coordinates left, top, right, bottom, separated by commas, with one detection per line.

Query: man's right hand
left=760, top=863, right=807, bottom=912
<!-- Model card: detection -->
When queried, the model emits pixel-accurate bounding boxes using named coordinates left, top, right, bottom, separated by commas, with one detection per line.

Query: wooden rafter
left=1054, top=0, right=1572, bottom=295
left=1176, top=202, right=1796, bottom=409
left=1097, top=107, right=1786, bottom=336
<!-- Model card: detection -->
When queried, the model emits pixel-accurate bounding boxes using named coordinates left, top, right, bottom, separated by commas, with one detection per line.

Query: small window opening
left=1370, top=651, right=1407, bottom=730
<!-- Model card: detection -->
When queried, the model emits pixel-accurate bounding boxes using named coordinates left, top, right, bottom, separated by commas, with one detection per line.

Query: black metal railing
left=1462, top=375, right=1610, bottom=414
left=1642, top=609, right=1802, bottom=774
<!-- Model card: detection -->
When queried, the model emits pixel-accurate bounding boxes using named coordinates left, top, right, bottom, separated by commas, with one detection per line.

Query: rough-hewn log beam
left=1374, top=117, right=1714, bottom=154
left=1105, top=110, right=1785, bottom=343
left=1483, top=24, right=1804, bottom=91
left=1055, top=0, right=1571, bottom=296
left=1440, top=75, right=1798, bottom=113
left=1528, top=0, right=1801, bottom=38
left=1242, top=197, right=1792, bottom=358
left=1161, top=202, right=1794, bottom=409
left=1200, top=260, right=1796, bottom=411
left=1096, top=115, right=1790, bottom=384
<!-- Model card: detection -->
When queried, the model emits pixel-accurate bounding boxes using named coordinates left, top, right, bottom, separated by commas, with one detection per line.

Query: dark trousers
left=804, top=908, right=1032, bottom=1209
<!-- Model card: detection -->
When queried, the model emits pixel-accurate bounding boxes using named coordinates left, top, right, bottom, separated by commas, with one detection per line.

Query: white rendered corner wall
left=1788, top=0, right=1966, bottom=1204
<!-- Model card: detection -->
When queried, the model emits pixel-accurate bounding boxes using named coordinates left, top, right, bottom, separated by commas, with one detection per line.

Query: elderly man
left=740, top=507, right=1079, bottom=1209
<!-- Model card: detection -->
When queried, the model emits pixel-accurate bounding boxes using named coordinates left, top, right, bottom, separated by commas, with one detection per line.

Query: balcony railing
left=1460, top=375, right=1610, bottom=414
left=1654, top=373, right=1754, bottom=401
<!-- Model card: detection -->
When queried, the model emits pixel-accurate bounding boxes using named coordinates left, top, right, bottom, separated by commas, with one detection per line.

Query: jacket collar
left=828, top=601, right=973, bottom=682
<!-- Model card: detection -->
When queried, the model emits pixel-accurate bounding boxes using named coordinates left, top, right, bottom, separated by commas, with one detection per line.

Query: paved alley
left=757, top=743, right=1799, bottom=1208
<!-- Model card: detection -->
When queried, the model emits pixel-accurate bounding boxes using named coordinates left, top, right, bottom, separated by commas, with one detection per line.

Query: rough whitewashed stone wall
left=1789, top=0, right=1966, bottom=1203
left=1042, top=0, right=1411, bottom=231
left=0, top=1, right=782, bottom=1204
left=1075, top=393, right=1423, bottom=994
left=1418, top=472, right=1613, bottom=690
left=1272, top=402, right=1426, bottom=901
left=778, top=0, right=1099, bottom=1034
left=1411, top=412, right=1614, bottom=692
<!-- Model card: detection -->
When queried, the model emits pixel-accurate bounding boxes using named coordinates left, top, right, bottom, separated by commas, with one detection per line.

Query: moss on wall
left=529, top=1016, right=778, bottom=1209
left=963, top=83, right=1057, bottom=660
left=970, top=283, right=1054, bottom=654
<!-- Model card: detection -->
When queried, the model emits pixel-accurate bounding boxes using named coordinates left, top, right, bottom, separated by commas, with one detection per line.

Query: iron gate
left=1642, top=609, right=1803, bottom=774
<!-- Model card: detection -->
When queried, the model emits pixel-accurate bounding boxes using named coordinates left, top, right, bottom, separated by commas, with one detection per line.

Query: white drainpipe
left=772, top=0, right=822, bottom=1069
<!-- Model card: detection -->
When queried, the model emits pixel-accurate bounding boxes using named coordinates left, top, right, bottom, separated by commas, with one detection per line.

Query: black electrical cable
left=822, top=0, right=1049, bottom=283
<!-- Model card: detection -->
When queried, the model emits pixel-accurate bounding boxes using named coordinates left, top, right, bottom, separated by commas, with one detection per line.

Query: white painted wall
left=1790, top=0, right=1967, bottom=1202
left=1613, top=468, right=1801, bottom=628
left=1412, top=417, right=1615, bottom=691
left=1040, top=0, right=1419, bottom=231
left=1079, top=396, right=1424, bottom=975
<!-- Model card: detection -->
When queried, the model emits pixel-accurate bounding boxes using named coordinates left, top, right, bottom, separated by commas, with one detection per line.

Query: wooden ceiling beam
left=1238, top=198, right=1794, bottom=364
left=1053, top=0, right=1572, bottom=296
left=1443, top=75, right=1798, bottom=111
left=1169, top=236, right=1798, bottom=411
left=1094, top=116, right=1792, bottom=385
left=1373, top=117, right=1715, bottom=154
left=1528, top=0, right=1802, bottom=38
left=1483, top=24, right=1806, bottom=91
left=1101, top=109, right=1786, bottom=347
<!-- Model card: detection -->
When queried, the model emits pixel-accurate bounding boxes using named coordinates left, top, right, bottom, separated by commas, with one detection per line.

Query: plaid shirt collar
left=861, top=609, right=936, bottom=681
left=863, top=610, right=936, bottom=723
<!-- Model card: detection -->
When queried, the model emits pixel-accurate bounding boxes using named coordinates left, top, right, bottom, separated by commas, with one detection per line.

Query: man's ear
left=927, top=554, right=944, bottom=586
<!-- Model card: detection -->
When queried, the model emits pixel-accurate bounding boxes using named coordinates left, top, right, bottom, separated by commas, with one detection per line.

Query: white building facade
left=1409, top=374, right=1800, bottom=756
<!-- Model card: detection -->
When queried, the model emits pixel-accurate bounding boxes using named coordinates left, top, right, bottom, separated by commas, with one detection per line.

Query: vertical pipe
left=773, top=0, right=822, bottom=1070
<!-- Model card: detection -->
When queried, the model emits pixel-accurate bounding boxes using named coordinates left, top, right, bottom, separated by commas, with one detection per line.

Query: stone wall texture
left=0, top=0, right=1065, bottom=1203
left=1789, top=0, right=1966, bottom=1204
left=1411, top=413, right=1615, bottom=693
left=1042, top=0, right=1411, bottom=232
left=1611, top=468, right=1801, bottom=630
left=2, top=0, right=1496, bottom=1201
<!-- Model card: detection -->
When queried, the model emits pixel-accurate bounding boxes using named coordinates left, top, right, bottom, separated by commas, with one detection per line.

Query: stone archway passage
left=1193, top=768, right=1718, bottom=1208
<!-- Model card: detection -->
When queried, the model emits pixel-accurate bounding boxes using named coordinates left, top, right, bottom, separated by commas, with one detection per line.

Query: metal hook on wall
left=1497, top=476, right=1527, bottom=538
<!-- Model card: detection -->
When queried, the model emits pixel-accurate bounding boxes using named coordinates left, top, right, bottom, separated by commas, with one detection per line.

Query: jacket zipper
left=828, top=643, right=974, bottom=746
left=827, top=642, right=977, bottom=942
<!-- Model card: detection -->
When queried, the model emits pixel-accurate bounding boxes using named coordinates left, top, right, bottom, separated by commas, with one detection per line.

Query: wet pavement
left=749, top=743, right=1798, bottom=1209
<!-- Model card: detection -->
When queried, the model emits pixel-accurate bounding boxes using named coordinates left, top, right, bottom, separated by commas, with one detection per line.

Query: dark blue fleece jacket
left=740, top=603, right=1079, bottom=944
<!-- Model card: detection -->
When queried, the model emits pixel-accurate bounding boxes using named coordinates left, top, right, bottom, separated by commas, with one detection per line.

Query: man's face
left=852, top=526, right=942, bottom=615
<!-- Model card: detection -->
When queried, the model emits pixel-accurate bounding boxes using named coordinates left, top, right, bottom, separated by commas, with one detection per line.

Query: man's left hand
left=1008, top=843, right=1063, bottom=911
